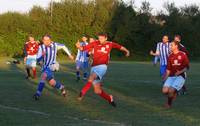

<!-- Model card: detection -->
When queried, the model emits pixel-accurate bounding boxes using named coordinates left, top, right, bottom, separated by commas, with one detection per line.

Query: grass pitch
left=0, top=58, right=200, bottom=126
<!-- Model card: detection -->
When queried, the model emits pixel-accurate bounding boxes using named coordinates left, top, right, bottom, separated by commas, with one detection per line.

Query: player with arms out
left=162, top=40, right=189, bottom=108
left=75, top=35, right=89, bottom=81
left=150, top=35, right=171, bottom=81
left=33, top=35, right=74, bottom=100
left=76, top=33, right=130, bottom=107
left=24, top=35, right=39, bottom=79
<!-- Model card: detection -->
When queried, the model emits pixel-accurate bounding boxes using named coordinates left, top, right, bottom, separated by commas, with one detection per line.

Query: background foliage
left=0, top=0, right=199, bottom=60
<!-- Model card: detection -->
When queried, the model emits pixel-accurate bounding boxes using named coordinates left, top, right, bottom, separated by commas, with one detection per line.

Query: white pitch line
left=0, top=104, right=125, bottom=126
left=0, top=104, right=49, bottom=116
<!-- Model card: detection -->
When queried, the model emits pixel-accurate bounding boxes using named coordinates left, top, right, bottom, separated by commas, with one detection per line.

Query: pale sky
left=0, top=0, right=200, bottom=14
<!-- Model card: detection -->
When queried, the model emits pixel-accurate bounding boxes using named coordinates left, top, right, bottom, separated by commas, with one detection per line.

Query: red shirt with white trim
left=82, top=41, right=122, bottom=66
left=167, top=51, right=189, bottom=78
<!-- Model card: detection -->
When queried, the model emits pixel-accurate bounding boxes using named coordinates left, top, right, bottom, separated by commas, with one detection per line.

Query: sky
left=0, top=0, right=200, bottom=14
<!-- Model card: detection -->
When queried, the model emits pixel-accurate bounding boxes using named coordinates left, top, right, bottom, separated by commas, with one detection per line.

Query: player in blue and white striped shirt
left=33, top=35, right=74, bottom=100
left=150, top=35, right=171, bottom=79
left=76, top=35, right=89, bottom=81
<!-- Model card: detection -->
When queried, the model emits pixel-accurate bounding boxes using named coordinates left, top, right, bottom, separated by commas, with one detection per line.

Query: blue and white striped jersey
left=76, top=41, right=89, bottom=62
left=37, top=42, right=71, bottom=69
left=156, top=42, right=171, bottom=66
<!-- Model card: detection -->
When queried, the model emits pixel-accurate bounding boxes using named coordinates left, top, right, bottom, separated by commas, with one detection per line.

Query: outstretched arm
left=120, top=46, right=130, bottom=57
left=57, top=43, right=74, bottom=60
left=76, top=40, right=95, bottom=51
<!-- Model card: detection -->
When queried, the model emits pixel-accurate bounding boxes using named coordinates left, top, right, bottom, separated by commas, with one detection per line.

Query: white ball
left=50, top=62, right=60, bottom=71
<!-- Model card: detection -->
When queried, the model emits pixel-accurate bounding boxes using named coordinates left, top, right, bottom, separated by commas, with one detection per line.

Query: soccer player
left=24, top=35, right=39, bottom=79
left=174, top=34, right=189, bottom=94
left=33, top=35, right=74, bottom=100
left=162, top=40, right=189, bottom=108
left=174, top=35, right=189, bottom=56
left=150, top=35, right=171, bottom=80
left=75, top=35, right=89, bottom=81
left=76, top=33, right=130, bottom=107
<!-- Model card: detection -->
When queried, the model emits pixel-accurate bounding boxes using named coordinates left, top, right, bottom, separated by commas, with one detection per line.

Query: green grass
left=0, top=58, right=200, bottom=126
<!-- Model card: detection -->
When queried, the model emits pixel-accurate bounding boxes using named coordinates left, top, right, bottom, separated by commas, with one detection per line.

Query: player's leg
left=78, top=72, right=96, bottom=100
left=76, top=61, right=81, bottom=81
left=25, top=58, right=31, bottom=79
left=181, top=73, right=187, bottom=95
left=32, top=67, right=37, bottom=79
left=160, top=65, right=167, bottom=83
left=93, top=83, right=116, bottom=107
left=33, top=72, right=47, bottom=100
left=167, top=87, right=177, bottom=107
left=48, top=79, right=67, bottom=97
left=162, top=77, right=175, bottom=108
left=83, top=61, right=89, bottom=80
left=31, top=58, right=37, bottom=79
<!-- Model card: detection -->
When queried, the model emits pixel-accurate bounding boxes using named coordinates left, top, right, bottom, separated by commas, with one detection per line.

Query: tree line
left=0, top=0, right=199, bottom=60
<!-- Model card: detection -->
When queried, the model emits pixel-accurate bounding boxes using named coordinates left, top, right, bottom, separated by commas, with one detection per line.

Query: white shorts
left=163, top=76, right=185, bottom=91
left=90, top=64, right=107, bottom=84
left=26, top=55, right=37, bottom=67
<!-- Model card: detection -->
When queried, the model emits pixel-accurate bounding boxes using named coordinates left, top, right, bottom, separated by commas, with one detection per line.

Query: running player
left=174, top=34, right=189, bottom=95
left=33, top=34, right=74, bottom=100
left=150, top=35, right=171, bottom=81
left=24, top=35, right=39, bottom=79
left=76, top=33, right=130, bottom=107
left=162, top=40, right=189, bottom=108
left=75, top=35, right=89, bottom=81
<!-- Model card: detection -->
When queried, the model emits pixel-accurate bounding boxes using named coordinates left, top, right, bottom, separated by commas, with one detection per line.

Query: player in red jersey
left=162, top=40, right=189, bottom=108
left=174, top=35, right=189, bottom=95
left=24, top=35, right=39, bottom=79
left=76, top=33, right=130, bottom=107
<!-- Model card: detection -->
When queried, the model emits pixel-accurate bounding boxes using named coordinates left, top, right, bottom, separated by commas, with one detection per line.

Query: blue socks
left=55, top=81, right=63, bottom=90
left=76, top=71, right=80, bottom=77
left=83, top=72, right=87, bottom=78
left=36, top=81, right=45, bottom=96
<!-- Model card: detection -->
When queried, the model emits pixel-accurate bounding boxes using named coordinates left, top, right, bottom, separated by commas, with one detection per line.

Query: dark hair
left=43, top=34, right=52, bottom=39
left=27, top=34, right=34, bottom=41
left=172, top=40, right=180, bottom=46
left=174, top=34, right=181, bottom=40
left=82, top=34, right=88, bottom=38
left=97, top=32, right=108, bottom=38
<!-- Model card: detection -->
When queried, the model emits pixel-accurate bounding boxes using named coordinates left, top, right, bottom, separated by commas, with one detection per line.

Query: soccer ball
left=50, top=62, right=60, bottom=72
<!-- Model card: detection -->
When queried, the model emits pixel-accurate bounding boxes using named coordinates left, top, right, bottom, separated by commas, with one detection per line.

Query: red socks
left=32, top=69, right=37, bottom=78
left=80, top=82, right=111, bottom=103
left=81, top=81, right=92, bottom=96
left=98, top=90, right=111, bottom=103
left=167, top=92, right=177, bottom=106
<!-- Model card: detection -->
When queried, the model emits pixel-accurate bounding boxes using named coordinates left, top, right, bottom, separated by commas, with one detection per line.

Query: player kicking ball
left=33, top=35, right=74, bottom=100
left=162, top=40, right=189, bottom=108
left=76, top=33, right=130, bottom=107
left=24, top=35, right=39, bottom=79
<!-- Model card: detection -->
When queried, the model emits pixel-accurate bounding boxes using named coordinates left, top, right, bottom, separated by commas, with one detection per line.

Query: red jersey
left=179, top=43, right=189, bottom=56
left=167, top=51, right=189, bottom=78
left=25, top=41, right=39, bottom=56
left=82, top=41, right=122, bottom=66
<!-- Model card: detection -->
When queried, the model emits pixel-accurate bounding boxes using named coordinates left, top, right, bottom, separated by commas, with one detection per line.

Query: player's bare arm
left=175, top=68, right=188, bottom=76
left=120, top=46, right=130, bottom=57
left=150, top=50, right=159, bottom=56
left=163, top=69, right=170, bottom=81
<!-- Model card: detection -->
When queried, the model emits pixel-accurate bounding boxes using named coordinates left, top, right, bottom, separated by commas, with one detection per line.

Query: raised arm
left=56, top=43, right=74, bottom=60
left=150, top=43, right=160, bottom=56
left=112, top=42, right=130, bottom=57
left=76, top=40, right=95, bottom=51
